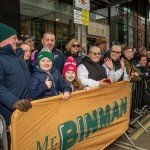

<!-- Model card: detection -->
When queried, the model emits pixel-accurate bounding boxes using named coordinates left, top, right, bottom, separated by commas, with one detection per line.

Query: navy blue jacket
left=29, top=66, right=71, bottom=100
left=0, top=44, right=30, bottom=126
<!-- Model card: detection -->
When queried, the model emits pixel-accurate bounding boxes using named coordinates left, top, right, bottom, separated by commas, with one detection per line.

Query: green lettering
left=84, top=110, right=98, bottom=138
left=98, top=105, right=110, bottom=128
left=77, top=116, right=84, bottom=142
left=120, top=97, right=127, bottom=117
left=111, top=101, right=119, bottom=123
left=36, top=136, right=49, bottom=150
left=58, top=121, right=78, bottom=150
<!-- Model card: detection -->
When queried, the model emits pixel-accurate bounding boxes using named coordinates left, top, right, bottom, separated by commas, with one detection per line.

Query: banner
left=10, top=81, right=131, bottom=150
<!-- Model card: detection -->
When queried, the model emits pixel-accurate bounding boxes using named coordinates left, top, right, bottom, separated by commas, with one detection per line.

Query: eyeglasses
left=92, top=52, right=101, bottom=56
left=72, top=44, right=80, bottom=48
left=111, top=50, right=121, bottom=54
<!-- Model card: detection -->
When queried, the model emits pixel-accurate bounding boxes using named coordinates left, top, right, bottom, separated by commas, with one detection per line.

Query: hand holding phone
left=103, top=78, right=111, bottom=84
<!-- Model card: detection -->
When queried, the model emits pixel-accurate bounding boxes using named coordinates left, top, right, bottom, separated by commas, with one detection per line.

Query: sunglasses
left=111, top=50, right=121, bottom=54
left=72, top=44, right=80, bottom=48
left=92, top=52, right=101, bottom=56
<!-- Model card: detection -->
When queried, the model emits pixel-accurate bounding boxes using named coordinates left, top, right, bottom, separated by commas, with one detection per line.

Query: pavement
left=106, top=113, right=150, bottom=150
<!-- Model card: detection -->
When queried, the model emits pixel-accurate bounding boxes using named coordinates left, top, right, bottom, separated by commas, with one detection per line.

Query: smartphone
left=103, top=78, right=111, bottom=84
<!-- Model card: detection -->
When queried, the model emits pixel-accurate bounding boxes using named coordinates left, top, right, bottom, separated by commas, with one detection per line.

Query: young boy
left=29, top=48, right=71, bottom=100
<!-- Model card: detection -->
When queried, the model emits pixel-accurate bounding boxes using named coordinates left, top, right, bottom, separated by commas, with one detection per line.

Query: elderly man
left=77, top=46, right=113, bottom=88
left=0, top=23, right=32, bottom=127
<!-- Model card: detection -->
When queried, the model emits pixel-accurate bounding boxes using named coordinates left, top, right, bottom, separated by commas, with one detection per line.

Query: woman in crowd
left=103, top=45, right=128, bottom=82
left=18, top=41, right=32, bottom=72
left=29, top=48, right=71, bottom=100
left=77, top=46, right=113, bottom=88
left=136, top=55, right=150, bottom=107
left=64, top=39, right=83, bottom=66
left=62, top=56, right=90, bottom=92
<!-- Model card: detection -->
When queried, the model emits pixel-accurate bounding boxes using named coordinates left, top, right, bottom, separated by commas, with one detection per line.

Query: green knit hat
left=36, top=47, right=54, bottom=67
left=0, top=23, right=17, bottom=42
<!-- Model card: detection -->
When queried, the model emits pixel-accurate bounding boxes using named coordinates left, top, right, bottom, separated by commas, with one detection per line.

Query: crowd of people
left=0, top=23, right=150, bottom=149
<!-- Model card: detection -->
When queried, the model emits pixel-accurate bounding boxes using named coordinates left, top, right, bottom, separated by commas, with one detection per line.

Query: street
left=106, top=113, right=150, bottom=150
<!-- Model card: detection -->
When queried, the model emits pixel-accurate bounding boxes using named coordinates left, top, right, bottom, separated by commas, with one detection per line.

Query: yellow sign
left=82, top=9, right=89, bottom=17
left=10, top=81, right=131, bottom=150
left=82, top=9, right=89, bottom=26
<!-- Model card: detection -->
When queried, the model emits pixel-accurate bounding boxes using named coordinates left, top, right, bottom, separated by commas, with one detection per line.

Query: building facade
left=0, top=0, right=150, bottom=52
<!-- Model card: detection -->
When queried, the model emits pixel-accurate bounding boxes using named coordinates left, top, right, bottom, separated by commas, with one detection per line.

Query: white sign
left=75, top=0, right=90, bottom=10
left=74, top=9, right=82, bottom=24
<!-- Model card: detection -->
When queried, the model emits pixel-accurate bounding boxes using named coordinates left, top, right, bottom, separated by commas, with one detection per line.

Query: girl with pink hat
left=62, top=56, right=90, bottom=92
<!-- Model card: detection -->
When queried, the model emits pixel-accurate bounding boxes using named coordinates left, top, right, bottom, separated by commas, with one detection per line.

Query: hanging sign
left=75, top=0, right=90, bottom=10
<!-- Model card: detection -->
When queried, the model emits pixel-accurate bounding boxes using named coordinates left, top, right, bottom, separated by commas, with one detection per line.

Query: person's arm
left=77, top=64, right=99, bottom=88
left=0, top=64, right=31, bottom=111
left=29, top=75, right=49, bottom=100
left=102, top=63, right=116, bottom=83
left=0, top=64, right=19, bottom=109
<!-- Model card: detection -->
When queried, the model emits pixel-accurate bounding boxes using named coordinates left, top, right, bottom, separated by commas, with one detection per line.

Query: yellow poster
left=82, top=9, right=89, bottom=26
left=11, top=81, right=131, bottom=150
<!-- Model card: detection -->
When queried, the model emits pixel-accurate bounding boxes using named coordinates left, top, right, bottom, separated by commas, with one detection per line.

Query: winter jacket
left=63, top=51, right=83, bottom=66
left=123, top=57, right=141, bottom=82
left=136, top=64, right=150, bottom=78
left=0, top=44, right=30, bottom=126
left=29, top=66, right=71, bottom=100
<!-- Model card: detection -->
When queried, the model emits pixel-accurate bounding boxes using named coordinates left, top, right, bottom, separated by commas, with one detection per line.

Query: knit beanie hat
left=36, top=47, right=54, bottom=67
left=62, top=56, right=77, bottom=76
left=0, top=23, right=17, bottom=42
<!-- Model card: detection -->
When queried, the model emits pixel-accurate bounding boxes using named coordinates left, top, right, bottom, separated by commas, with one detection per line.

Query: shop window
left=20, top=0, right=74, bottom=52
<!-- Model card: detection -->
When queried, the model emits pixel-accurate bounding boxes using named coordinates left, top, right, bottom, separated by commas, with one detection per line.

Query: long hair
left=64, top=76, right=84, bottom=90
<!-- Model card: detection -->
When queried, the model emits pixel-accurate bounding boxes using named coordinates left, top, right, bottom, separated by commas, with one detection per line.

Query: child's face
left=65, top=71, right=76, bottom=82
left=39, top=57, right=52, bottom=72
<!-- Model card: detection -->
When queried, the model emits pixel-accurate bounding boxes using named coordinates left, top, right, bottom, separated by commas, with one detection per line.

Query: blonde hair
left=65, top=39, right=80, bottom=51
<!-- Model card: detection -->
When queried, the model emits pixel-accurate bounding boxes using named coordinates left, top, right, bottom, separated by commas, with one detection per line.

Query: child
left=29, top=48, right=71, bottom=100
left=62, top=56, right=90, bottom=92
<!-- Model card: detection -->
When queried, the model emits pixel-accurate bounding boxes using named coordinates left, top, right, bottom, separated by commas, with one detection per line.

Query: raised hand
left=45, top=76, right=52, bottom=89
left=120, top=58, right=125, bottom=70
left=104, top=58, right=114, bottom=70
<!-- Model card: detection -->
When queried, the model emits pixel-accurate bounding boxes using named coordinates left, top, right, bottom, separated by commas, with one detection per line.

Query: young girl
left=62, top=56, right=90, bottom=92
left=29, top=48, right=71, bottom=100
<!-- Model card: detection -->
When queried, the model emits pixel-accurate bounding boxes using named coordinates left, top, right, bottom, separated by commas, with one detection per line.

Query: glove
left=13, top=99, right=32, bottom=112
